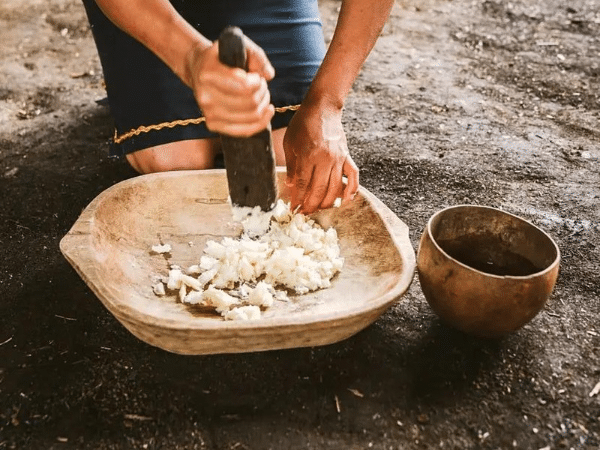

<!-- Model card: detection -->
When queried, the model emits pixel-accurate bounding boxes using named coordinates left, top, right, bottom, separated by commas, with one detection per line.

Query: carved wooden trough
left=60, top=169, right=416, bottom=355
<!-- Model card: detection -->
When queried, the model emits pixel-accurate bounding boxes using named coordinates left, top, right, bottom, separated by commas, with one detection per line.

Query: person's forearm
left=93, top=0, right=211, bottom=87
left=306, top=0, right=394, bottom=109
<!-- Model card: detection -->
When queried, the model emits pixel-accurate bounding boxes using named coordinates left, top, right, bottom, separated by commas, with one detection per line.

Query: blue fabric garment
left=82, top=0, right=326, bottom=156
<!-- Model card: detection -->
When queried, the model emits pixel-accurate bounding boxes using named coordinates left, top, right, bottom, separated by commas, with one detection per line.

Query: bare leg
left=126, top=129, right=287, bottom=174
left=272, top=127, right=287, bottom=167
left=126, top=138, right=221, bottom=174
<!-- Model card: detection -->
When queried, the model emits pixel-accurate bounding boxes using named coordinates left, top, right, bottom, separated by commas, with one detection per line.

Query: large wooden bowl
left=60, top=169, right=415, bottom=355
left=417, top=205, right=560, bottom=338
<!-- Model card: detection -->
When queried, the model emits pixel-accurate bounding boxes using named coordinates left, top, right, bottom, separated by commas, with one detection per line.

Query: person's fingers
left=285, top=153, right=296, bottom=188
left=203, top=76, right=270, bottom=117
left=192, top=41, right=268, bottom=92
left=299, top=164, right=334, bottom=214
left=199, top=68, right=263, bottom=98
left=201, top=75, right=273, bottom=136
left=319, top=159, right=345, bottom=210
left=342, top=156, right=360, bottom=203
left=285, top=167, right=296, bottom=189
left=189, top=40, right=275, bottom=138
left=205, top=104, right=274, bottom=137
left=244, top=37, right=275, bottom=80
left=291, top=161, right=313, bottom=212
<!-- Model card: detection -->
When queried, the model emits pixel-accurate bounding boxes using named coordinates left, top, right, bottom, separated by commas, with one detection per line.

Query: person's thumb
left=244, top=37, right=275, bottom=80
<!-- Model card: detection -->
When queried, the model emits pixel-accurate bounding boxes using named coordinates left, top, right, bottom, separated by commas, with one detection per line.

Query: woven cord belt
left=113, top=104, right=301, bottom=145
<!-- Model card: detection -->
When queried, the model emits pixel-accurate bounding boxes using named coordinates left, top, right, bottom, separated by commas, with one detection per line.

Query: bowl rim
left=424, top=204, right=561, bottom=279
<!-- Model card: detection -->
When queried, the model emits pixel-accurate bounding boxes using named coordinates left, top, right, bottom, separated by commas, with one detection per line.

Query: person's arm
left=93, top=0, right=275, bottom=137
left=284, top=0, right=395, bottom=214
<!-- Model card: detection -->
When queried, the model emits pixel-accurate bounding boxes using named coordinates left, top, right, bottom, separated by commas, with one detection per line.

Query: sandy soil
left=1, top=0, right=599, bottom=449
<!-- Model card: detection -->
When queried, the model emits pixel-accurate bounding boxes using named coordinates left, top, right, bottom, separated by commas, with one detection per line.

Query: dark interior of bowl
left=429, top=206, right=559, bottom=277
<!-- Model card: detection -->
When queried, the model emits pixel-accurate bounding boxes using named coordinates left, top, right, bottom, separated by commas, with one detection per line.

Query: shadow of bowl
left=417, top=205, right=560, bottom=338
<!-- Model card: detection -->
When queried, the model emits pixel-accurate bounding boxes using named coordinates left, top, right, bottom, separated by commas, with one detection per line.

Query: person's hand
left=283, top=99, right=359, bottom=214
left=185, top=38, right=275, bottom=137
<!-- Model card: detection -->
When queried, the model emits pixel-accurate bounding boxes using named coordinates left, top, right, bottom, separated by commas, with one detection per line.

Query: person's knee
left=126, top=139, right=220, bottom=174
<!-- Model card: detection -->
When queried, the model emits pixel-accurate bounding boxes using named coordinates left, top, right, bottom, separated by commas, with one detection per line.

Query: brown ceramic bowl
left=417, top=205, right=560, bottom=338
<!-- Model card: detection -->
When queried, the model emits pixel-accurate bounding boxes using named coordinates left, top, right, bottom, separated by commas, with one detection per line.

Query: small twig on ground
left=55, top=315, right=77, bottom=321
left=589, top=381, right=600, bottom=397
left=124, top=414, right=153, bottom=421
left=334, top=395, right=341, bottom=413
left=0, top=336, right=13, bottom=346
left=348, top=388, right=364, bottom=398
left=230, top=443, right=250, bottom=450
left=6, top=219, right=31, bottom=231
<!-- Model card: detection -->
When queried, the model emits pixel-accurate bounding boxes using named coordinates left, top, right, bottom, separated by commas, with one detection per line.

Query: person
left=82, top=0, right=394, bottom=214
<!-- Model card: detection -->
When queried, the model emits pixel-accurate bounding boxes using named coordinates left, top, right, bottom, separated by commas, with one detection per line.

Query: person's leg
left=82, top=0, right=320, bottom=171
left=82, top=0, right=221, bottom=165
left=272, top=127, right=287, bottom=167
left=125, top=126, right=285, bottom=174
left=126, top=138, right=221, bottom=173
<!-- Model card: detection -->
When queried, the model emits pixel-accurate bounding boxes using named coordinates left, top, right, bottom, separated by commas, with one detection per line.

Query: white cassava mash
left=150, top=200, right=343, bottom=320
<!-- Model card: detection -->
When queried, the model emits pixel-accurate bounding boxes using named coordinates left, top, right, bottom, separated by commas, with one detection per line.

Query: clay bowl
left=417, top=205, right=560, bottom=338
left=60, top=169, right=415, bottom=355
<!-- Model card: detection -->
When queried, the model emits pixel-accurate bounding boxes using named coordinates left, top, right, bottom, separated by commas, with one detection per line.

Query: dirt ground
left=1, top=0, right=599, bottom=448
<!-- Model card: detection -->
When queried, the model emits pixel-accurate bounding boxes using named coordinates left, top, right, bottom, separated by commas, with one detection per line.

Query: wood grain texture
left=60, top=169, right=416, bottom=355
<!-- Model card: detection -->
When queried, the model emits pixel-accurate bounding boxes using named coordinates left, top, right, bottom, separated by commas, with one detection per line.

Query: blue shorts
left=82, top=0, right=326, bottom=156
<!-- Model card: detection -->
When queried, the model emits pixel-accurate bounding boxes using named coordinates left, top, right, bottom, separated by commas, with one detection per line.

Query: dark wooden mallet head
left=218, top=26, right=278, bottom=211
